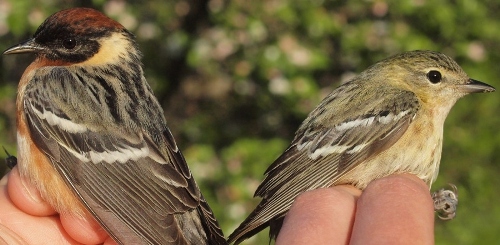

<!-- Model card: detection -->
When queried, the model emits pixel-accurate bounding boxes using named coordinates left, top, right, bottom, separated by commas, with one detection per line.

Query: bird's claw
left=432, top=184, right=458, bottom=220
left=3, top=146, right=17, bottom=169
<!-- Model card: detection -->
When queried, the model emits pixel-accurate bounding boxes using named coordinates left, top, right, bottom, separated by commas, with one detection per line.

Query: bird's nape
left=4, top=7, right=227, bottom=245
left=227, top=50, right=495, bottom=244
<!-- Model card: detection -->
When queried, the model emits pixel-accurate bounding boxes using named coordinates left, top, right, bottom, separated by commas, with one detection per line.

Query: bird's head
left=364, top=50, right=495, bottom=105
left=3, top=8, right=139, bottom=65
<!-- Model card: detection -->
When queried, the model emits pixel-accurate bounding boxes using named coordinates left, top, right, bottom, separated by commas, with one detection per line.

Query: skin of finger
left=0, top=224, right=30, bottom=245
left=276, top=185, right=362, bottom=245
left=7, top=167, right=56, bottom=216
left=7, top=167, right=109, bottom=244
left=104, top=237, right=120, bottom=245
left=0, top=173, right=81, bottom=245
left=60, top=213, right=109, bottom=245
left=350, top=174, right=434, bottom=245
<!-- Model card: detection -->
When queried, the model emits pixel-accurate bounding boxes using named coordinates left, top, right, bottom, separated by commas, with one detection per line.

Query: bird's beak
left=458, top=79, right=495, bottom=94
left=3, top=38, right=44, bottom=55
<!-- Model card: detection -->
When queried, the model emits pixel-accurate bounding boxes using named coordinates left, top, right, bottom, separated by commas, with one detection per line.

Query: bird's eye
left=427, top=70, right=442, bottom=84
left=62, top=38, right=76, bottom=50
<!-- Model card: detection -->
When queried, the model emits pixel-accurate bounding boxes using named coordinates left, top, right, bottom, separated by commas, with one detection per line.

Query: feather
left=228, top=82, right=420, bottom=244
left=23, top=62, right=226, bottom=245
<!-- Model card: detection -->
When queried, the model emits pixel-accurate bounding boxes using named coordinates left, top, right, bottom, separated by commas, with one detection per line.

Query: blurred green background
left=0, top=0, right=499, bottom=244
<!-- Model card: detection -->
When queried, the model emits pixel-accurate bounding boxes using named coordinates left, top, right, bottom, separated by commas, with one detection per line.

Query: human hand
left=276, top=174, right=434, bottom=245
left=0, top=166, right=117, bottom=245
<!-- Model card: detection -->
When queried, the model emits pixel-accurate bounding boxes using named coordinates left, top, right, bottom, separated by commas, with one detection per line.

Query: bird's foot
left=432, top=184, right=458, bottom=220
left=3, top=146, right=17, bottom=169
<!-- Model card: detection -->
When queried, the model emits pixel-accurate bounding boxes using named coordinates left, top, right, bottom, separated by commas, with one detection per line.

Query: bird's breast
left=340, top=112, right=444, bottom=189
left=16, top=61, right=88, bottom=216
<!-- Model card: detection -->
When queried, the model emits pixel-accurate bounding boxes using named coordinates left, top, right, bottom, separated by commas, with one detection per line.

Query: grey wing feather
left=24, top=68, right=226, bottom=245
left=228, top=84, right=419, bottom=244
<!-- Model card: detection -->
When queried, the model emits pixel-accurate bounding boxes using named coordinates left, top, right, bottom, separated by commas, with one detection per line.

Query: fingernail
left=12, top=168, right=44, bottom=204
left=20, top=179, right=44, bottom=204
left=336, top=185, right=362, bottom=198
left=0, top=173, right=9, bottom=187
